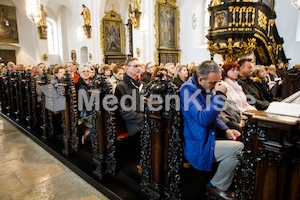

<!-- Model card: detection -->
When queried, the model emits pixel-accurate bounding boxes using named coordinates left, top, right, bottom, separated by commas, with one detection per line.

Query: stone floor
left=0, top=116, right=109, bottom=200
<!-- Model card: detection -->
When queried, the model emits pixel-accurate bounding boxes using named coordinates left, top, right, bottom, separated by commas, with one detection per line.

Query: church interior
left=0, top=0, right=300, bottom=199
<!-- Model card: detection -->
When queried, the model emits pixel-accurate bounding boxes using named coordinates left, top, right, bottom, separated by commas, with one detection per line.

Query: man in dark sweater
left=237, top=58, right=270, bottom=110
left=115, top=57, right=145, bottom=136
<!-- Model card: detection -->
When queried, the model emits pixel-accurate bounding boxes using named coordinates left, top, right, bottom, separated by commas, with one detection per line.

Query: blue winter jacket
left=180, top=77, right=229, bottom=171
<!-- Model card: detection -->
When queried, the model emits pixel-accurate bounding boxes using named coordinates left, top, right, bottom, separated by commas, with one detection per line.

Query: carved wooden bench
left=140, top=77, right=182, bottom=199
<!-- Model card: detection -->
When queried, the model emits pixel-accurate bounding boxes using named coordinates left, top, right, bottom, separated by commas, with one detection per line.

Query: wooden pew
left=91, top=75, right=117, bottom=179
left=0, top=71, right=10, bottom=114
left=22, top=71, right=38, bottom=129
left=61, top=72, right=79, bottom=155
left=35, top=73, right=54, bottom=139
left=140, top=77, right=182, bottom=199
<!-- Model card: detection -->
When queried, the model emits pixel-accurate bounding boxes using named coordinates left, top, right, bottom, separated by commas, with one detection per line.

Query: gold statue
left=81, top=4, right=91, bottom=38
left=38, top=4, right=47, bottom=39
left=129, top=0, right=142, bottom=29
left=81, top=4, right=91, bottom=26
left=38, top=4, right=47, bottom=27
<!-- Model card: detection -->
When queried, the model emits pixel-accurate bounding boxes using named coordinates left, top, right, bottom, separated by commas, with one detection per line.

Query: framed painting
left=156, top=3, right=178, bottom=49
left=213, top=11, right=228, bottom=28
left=101, top=10, right=125, bottom=56
left=0, top=4, right=19, bottom=43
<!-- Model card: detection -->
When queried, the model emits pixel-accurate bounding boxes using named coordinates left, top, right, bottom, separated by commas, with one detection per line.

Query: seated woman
left=266, top=65, right=282, bottom=100
left=222, top=61, right=256, bottom=113
left=52, top=65, right=66, bottom=81
left=220, top=62, right=256, bottom=131
left=150, top=66, right=168, bottom=81
left=252, top=65, right=273, bottom=102
left=172, top=64, right=189, bottom=88
left=110, top=64, right=125, bottom=93
left=77, top=64, right=94, bottom=145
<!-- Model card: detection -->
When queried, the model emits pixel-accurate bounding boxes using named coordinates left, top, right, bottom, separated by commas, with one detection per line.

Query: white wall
left=179, top=0, right=211, bottom=65
left=275, top=1, right=300, bottom=68
left=2, top=0, right=300, bottom=68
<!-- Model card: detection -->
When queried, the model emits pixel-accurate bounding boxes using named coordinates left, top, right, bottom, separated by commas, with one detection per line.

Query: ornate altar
left=100, top=9, right=127, bottom=64
left=154, top=0, right=180, bottom=65
left=207, top=0, right=287, bottom=65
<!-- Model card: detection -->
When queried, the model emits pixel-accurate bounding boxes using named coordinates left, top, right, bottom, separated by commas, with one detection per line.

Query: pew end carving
left=92, top=75, right=117, bottom=179
left=140, top=76, right=182, bottom=199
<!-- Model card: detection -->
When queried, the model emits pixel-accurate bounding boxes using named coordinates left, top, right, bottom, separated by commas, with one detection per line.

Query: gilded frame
left=100, top=10, right=125, bottom=55
left=155, top=2, right=178, bottom=49
left=0, top=4, right=19, bottom=43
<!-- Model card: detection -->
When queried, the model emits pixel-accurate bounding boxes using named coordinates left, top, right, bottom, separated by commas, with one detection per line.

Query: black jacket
left=114, top=75, right=145, bottom=136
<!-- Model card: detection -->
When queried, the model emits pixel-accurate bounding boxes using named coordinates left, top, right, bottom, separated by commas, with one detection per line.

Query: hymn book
left=265, top=102, right=300, bottom=118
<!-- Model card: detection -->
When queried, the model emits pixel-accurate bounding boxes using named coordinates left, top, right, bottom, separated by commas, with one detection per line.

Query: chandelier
left=292, top=0, right=300, bottom=9
left=25, top=0, right=41, bottom=23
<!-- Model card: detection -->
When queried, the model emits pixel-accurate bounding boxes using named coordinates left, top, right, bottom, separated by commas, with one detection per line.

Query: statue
left=38, top=4, right=47, bottom=39
left=81, top=4, right=91, bottom=26
left=81, top=4, right=91, bottom=38
left=129, top=0, right=142, bottom=29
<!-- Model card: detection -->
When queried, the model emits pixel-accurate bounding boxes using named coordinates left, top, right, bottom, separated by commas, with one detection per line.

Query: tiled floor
left=0, top=116, right=109, bottom=200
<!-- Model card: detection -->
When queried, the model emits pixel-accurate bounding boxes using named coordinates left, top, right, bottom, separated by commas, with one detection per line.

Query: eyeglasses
left=128, top=64, right=141, bottom=68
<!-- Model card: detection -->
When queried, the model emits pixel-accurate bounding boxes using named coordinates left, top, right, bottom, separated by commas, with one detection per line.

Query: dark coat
left=237, top=75, right=270, bottom=110
left=114, top=74, right=145, bottom=136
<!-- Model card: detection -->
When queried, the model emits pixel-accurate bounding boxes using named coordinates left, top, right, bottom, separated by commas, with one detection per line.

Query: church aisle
left=0, top=116, right=108, bottom=200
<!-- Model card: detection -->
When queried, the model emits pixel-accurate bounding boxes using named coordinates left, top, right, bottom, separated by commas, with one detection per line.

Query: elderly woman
left=172, top=64, right=189, bottom=88
left=110, top=64, right=125, bottom=93
left=78, top=64, right=94, bottom=145
left=252, top=65, right=273, bottom=102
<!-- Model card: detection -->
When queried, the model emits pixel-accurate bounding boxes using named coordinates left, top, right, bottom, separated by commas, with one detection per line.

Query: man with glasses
left=115, top=57, right=145, bottom=136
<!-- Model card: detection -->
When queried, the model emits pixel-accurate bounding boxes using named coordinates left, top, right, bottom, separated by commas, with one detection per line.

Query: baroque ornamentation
left=207, top=38, right=257, bottom=62
left=258, top=10, right=268, bottom=30
left=129, top=0, right=142, bottom=29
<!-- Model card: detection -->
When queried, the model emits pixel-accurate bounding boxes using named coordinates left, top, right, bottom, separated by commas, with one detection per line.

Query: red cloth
left=73, top=73, right=80, bottom=83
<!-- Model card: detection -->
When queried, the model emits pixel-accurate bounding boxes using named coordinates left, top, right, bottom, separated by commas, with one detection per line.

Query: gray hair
left=195, top=60, right=221, bottom=79
left=79, top=63, right=92, bottom=74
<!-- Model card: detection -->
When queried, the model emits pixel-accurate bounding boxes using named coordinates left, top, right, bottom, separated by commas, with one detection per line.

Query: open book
left=266, top=102, right=300, bottom=118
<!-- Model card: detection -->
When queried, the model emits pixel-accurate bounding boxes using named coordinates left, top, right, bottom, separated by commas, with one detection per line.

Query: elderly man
left=142, top=62, right=156, bottom=84
left=164, top=62, right=175, bottom=80
left=114, top=57, right=145, bottom=136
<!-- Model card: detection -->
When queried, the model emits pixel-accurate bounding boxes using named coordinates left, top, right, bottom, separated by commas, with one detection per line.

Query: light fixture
left=25, top=0, right=41, bottom=23
left=191, top=0, right=197, bottom=29
left=292, top=0, right=300, bottom=9
left=192, top=13, right=197, bottom=29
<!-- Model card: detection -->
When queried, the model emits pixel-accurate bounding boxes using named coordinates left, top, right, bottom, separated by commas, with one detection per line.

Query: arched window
left=47, top=18, right=58, bottom=54
left=203, top=0, right=210, bottom=44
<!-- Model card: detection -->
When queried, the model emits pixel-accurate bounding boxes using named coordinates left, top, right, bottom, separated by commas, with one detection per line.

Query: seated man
left=180, top=60, right=244, bottom=200
left=115, top=57, right=145, bottom=136
left=237, top=58, right=270, bottom=110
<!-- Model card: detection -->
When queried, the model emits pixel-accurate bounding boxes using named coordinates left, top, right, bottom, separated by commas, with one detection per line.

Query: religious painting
left=0, top=4, right=19, bottom=43
left=104, top=20, right=122, bottom=54
left=101, top=9, right=125, bottom=56
left=157, top=3, right=178, bottom=49
left=213, top=11, right=228, bottom=28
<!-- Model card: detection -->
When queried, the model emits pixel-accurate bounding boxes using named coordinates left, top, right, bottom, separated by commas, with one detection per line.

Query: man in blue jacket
left=180, top=60, right=244, bottom=200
